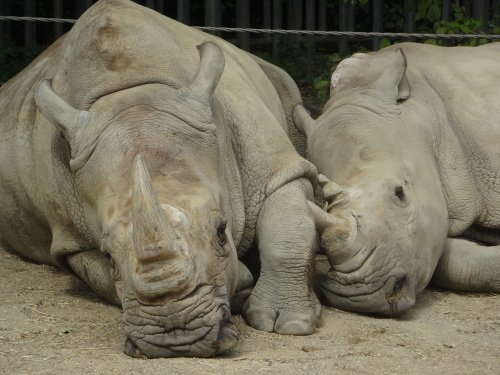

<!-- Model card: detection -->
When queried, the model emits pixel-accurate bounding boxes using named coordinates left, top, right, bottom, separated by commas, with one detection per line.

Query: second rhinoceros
left=0, top=0, right=321, bottom=358
left=294, top=42, right=500, bottom=315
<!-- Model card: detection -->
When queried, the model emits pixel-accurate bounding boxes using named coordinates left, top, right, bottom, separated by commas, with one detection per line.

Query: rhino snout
left=322, top=270, right=417, bottom=315
left=123, top=297, right=238, bottom=358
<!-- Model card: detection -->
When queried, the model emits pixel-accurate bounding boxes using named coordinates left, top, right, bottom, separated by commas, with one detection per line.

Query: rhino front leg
left=230, top=261, right=254, bottom=314
left=243, top=178, right=321, bottom=335
left=66, top=250, right=121, bottom=306
left=431, top=238, right=500, bottom=293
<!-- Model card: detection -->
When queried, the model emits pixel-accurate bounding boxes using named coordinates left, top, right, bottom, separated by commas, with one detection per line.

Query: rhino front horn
left=131, top=155, right=192, bottom=300
left=132, top=154, right=176, bottom=263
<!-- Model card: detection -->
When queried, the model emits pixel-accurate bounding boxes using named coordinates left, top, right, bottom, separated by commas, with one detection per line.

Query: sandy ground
left=1, top=242, right=498, bottom=375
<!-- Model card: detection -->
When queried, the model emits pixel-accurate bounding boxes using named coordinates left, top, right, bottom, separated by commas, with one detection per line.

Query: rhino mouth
left=123, top=302, right=237, bottom=358
left=321, top=271, right=416, bottom=316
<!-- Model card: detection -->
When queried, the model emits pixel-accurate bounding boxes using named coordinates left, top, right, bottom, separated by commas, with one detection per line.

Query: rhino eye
left=217, top=222, right=227, bottom=247
left=395, top=186, right=405, bottom=201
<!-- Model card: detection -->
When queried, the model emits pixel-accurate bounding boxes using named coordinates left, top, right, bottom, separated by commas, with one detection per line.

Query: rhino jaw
left=321, top=270, right=417, bottom=316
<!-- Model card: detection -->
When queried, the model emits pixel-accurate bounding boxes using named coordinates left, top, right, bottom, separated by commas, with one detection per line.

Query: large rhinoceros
left=0, top=0, right=321, bottom=358
left=294, top=42, right=500, bottom=315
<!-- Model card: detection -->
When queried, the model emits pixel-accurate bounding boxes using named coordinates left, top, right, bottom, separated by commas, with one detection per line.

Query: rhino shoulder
left=246, top=53, right=307, bottom=158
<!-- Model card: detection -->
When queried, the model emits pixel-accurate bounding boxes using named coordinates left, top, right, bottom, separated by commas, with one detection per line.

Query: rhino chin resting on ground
left=0, top=0, right=321, bottom=358
left=294, top=42, right=500, bottom=315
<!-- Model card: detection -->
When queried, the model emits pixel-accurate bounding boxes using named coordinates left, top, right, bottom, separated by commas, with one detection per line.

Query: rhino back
left=397, top=43, right=500, bottom=234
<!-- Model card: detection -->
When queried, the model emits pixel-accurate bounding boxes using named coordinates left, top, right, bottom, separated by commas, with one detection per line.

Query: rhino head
left=294, top=48, right=448, bottom=315
left=35, top=42, right=252, bottom=357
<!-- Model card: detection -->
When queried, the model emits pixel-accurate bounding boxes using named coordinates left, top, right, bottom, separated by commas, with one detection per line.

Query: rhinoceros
left=0, top=0, right=321, bottom=358
left=294, top=42, right=500, bottom=315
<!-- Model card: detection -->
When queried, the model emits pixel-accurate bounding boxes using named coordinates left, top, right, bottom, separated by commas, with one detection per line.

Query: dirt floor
left=1, top=242, right=498, bottom=375
left=1, top=89, right=499, bottom=375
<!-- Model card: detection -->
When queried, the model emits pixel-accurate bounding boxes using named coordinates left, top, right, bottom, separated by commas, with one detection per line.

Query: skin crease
left=0, top=0, right=321, bottom=358
left=295, top=42, right=500, bottom=315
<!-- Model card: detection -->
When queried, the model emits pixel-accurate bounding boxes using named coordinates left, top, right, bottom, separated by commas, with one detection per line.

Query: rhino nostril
left=393, top=275, right=407, bottom=294
left=123, top=338, right=147, bottom=358
left=385, top=275, right=408, bottom=313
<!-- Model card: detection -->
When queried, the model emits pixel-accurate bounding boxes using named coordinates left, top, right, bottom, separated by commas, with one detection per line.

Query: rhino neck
left=49, top=133, right=97, bottom=268
left=401, top=90, right=480, bottom=237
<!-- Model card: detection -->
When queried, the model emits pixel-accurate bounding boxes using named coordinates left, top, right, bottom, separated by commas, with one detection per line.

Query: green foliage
left=383, top=1, right=404, bottom=31
left=313, top=53, right=342, bottom=105
left=431, top=5, right=496, bottom=46
left=416, top=0, right=441, bottom=22
left=379, top=2, right=498, bottom=49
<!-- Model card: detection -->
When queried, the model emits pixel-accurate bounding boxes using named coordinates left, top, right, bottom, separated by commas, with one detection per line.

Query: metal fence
left=1, top=0, right=499, bottom=72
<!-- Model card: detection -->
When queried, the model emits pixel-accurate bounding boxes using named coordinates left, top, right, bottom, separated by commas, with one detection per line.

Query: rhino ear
left=187, top=42, right=225, bottom=103
left=35, top=78, right=91, bottom=142
left=376, top=48, right=410, bottom=101
left=292, top=104, right=316, bottom=137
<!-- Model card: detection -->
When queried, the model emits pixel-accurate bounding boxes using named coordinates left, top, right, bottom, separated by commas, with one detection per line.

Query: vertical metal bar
left=464, top=2, right=471, bottom=19
left=0, top=0, right=12, bottom=46
left=236, top=0, right=250, bottom=51
left=146, top=0, right=155, bottom=10
left=287, top=0, right=302, bottom=30
left=318, top=0, right=327, bottom=31
left=287, top=0, right=301, bottom=56
left=205, top=0, right=222, bottom=26
left=76, top=0, right=93, bottom=17
left=441, top=0, right=451, bottom=22
left=472, top=0, right=488, bottom=32
left=263, top=0, right=271, bottom=42
left=372, top=0, right=383, bottom=51
left=404, top=0, right=416, bottom=42
left=272, top=0, right=282, bottom=64
left=339, top=0, right=352, bottom=57
left=156, top=0, right=165, bottom=15
left=177, top=0, right=190, bottom=24
left=305, top=0, right=315, bottom=81
left=494, top=0, right=500, bottom=27
left=53, top=0, right=63, bottom=40
left=24, top=0, right=35, bottom=49
left=205, top=0, right=221, bottom=35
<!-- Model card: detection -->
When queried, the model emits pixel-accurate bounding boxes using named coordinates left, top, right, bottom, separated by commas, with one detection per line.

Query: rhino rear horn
left=35, top=78, right=91, bottom=142
left=187, top=41, right=225, bottom=103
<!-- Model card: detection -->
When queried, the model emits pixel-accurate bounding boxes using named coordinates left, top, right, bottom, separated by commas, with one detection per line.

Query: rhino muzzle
left=322, top=268, right=417, bottom=315
left=124, top=296, right=238, bottom=358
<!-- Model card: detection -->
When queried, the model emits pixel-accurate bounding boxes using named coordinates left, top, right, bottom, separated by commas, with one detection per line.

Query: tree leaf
left=380, top=38, right=392, bottom=49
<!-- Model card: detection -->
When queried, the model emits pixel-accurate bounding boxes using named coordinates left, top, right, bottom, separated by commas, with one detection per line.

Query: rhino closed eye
left=217, top=222, right=228, bottom=247
left=395, top=186, right=405, bottom=201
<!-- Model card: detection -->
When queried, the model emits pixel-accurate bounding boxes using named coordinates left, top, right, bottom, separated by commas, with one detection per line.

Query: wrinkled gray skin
left=0, top=0, right=320, bottom=358
left=294, top=42, right=500, bottom=315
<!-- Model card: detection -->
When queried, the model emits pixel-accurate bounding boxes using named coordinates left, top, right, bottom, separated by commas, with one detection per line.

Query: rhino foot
left=242, top=291, right=321, bottom=335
